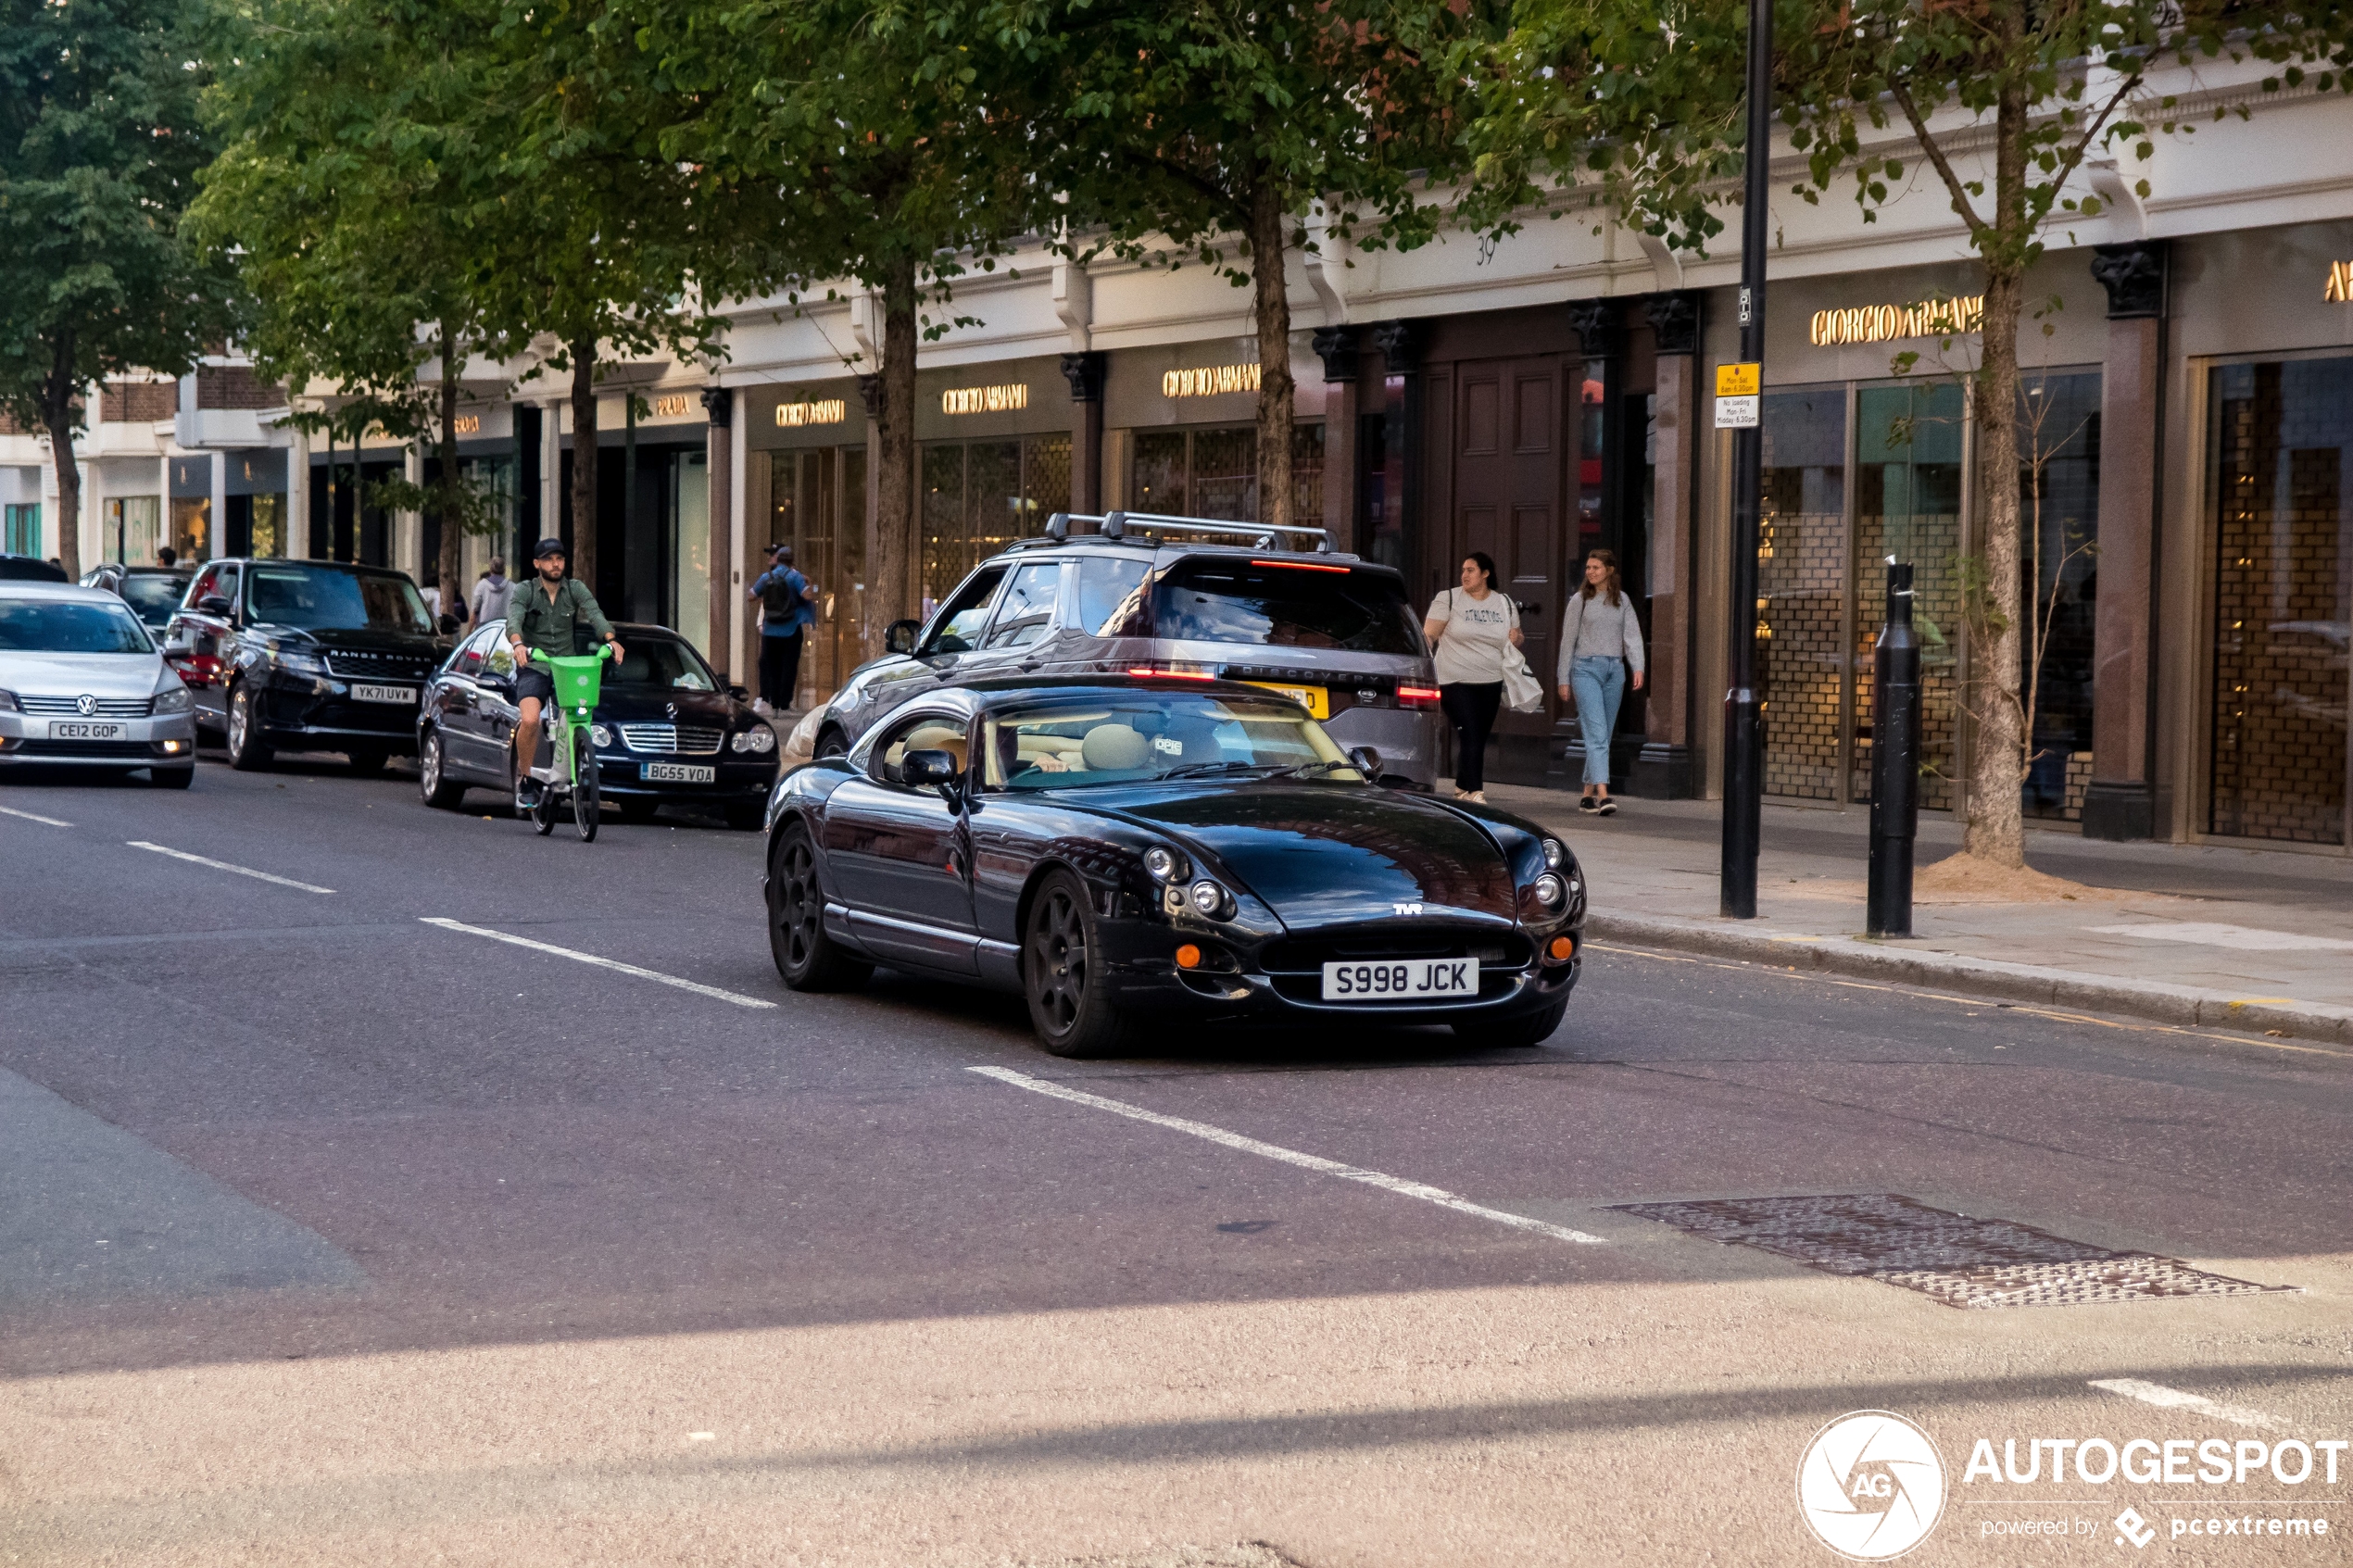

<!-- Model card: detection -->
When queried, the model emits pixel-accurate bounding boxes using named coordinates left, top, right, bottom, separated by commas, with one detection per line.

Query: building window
left=1758, top=388, right=1849, bottom=802
left=3, top=503, right=39, bottom=557
left=2019, top=372, right=2101, bottom=822
left=2208, top=359, right=2351, bottom=846
left=1853, top=381, right=1965, bottom=810
left=921, top=433, right=1071, bottom=608
left=1130, top=424, right=1325, bottom=528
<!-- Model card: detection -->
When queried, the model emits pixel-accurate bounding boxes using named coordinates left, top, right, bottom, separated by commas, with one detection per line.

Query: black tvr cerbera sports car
left=761, top=676, right=1586, bottom=1056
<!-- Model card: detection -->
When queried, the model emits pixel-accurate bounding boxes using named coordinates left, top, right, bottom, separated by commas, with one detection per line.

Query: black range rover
left=166, top=558, right=452, bottom=772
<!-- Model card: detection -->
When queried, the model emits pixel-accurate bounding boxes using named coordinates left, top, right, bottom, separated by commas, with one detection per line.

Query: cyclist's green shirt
left=507, top=576, right=614, bottom=659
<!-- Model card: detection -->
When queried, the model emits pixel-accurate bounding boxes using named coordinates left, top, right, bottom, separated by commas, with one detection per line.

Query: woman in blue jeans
left=1554, top=549, right=1645, bottom=816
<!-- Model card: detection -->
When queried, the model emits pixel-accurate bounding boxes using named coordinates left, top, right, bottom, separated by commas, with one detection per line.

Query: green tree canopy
left=1, top=0, right=242, bottom=576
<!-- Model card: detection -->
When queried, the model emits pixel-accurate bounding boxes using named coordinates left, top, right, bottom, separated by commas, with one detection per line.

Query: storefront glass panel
left=919, top=433, right=1070, bottom=609
left=2, top=503, right=36, bottom=557
left=2019, top=372, right=2101, bottom=821
left=670, top=453, right=710, bottom=653
left=1126, top=426, right=1325, bottom=528
left=768, top=445, right=865, bottom=707
left=2208, top=358, right=2352, bottom=846
left=1853, top=382, right=1964, bottom=810
left=1759, top=389, right=1848, bottom=801
left=106, top=496, right=160, bottom=565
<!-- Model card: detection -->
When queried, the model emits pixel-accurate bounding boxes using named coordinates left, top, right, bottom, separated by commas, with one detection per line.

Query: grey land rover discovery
left=806, top=512, right=1442, bottom=787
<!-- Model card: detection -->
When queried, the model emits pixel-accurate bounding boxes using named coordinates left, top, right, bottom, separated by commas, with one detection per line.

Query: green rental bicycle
left=526, top=645, right=614, bottom=842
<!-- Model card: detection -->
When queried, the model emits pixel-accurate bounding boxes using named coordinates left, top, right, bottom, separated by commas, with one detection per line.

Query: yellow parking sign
left=1716, top=362, right=1760, bottom=397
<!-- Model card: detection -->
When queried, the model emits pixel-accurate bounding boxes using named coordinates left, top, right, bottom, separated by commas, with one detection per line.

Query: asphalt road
left=3, top=752, right=2348, bottom=1567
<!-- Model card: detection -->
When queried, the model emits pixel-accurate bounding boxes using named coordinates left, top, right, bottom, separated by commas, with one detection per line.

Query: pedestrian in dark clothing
left=748, top=543, right=818, bottom=714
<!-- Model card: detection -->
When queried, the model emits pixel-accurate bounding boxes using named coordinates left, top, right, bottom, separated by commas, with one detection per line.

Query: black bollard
left=1868, top=559, right=1920, bottom=937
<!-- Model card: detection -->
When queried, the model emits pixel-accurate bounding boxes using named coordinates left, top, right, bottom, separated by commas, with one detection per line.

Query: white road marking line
left=2089, top=1378, right=2289, bottom=1431
left=0, top=805, right=72, bottom=827
left=419, top=917, right=777, bottom=1009
left=970, top=1065, right=1607, bottom=1246
left=126, top=840, right=334, bottom=894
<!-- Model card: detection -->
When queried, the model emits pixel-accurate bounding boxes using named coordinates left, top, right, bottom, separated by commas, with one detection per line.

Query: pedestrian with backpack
left=748, top=543, right=819, bottom=715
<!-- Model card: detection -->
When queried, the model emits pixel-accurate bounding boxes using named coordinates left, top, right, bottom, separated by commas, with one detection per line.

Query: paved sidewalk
left=1479, top=785, right=2353, bottom=1049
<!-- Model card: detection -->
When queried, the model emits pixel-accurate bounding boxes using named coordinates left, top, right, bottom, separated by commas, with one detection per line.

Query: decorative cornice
left=2090, top=240, right=2168, bottom=320
left=1059, top=350, right=1106, bottom=402
left=856, top=374, right=882, bottom=420
left=1644, top=292, right=1703, bottom=357
left=1566, top=299, right=1621, bottom=359
left=1310, top=326, right=1358, bottom=383
left=1370, top=319, right=1421, bottom=376
left=699, top=386, right=734, bottom=428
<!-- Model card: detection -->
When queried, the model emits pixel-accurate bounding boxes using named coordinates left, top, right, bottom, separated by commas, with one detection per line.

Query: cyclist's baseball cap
left=531, top=537, right=567, bottom=560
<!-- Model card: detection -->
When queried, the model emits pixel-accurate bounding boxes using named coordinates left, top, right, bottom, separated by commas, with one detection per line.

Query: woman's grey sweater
left=1555, top=591, right=1646, bottom=684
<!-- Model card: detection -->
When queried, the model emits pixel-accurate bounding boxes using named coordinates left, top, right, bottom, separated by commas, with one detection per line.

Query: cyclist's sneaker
left=515, top=778, right=543, bottom=809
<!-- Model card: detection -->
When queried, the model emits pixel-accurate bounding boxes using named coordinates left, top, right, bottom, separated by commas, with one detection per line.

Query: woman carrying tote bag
left=1554, top=548, right=1645, bottom=816
left=1422, top=552, right=1521, bottom=802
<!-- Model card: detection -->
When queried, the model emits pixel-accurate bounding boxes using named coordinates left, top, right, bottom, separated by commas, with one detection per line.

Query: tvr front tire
left=1023, top=870, right=1132, bottom=1059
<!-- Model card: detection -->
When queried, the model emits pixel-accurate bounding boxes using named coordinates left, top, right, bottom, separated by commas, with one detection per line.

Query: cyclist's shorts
left=515, top=667, right=556, bottom=703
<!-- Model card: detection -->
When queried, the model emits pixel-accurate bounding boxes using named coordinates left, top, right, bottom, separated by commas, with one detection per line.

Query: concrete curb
left=1585, top=911, right=2353, bottom=1050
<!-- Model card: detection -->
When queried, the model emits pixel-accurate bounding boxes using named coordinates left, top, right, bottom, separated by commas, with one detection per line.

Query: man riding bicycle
left=508, top=538, right=623, bottom=809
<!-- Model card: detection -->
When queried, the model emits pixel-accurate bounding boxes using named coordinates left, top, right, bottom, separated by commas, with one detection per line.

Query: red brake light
left=1397, top=684, right=1441, bottom=708
left=1248, top=558, right=1351, bottom=572
left=1126, top=666, right=1217, bottom=681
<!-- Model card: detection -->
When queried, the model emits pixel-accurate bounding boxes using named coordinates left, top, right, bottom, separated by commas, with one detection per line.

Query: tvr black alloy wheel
left=766, top=821, right=870, bottom=991
left=420, top=732, right=466, bottom=809
left=1023, top=870, right=1131, bottom=1059
left=225, top=684, right=272, bottom=771
left=572, top=750, right=599, bottom=842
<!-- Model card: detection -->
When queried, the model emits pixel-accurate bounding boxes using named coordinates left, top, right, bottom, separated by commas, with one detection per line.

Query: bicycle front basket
left=542, top=653, right=606, bottom=709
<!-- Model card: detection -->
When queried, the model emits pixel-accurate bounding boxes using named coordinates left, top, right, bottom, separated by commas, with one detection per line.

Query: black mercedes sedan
left=418, top=619, right=777, bottom=826
left=165, top=557, right=452, bottom=772
left=761, top=676, right=1585, bottom=1057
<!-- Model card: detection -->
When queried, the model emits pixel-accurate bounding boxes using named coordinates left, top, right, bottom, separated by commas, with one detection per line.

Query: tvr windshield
left=981, top=692, right=1363, bottom=790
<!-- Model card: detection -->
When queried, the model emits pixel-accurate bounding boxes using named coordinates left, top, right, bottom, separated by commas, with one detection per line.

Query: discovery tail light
left=1397, top=684, right=1441, bottom=709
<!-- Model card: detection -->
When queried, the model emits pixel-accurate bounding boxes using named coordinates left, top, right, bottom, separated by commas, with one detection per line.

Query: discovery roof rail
left=1043, top=510, right=1335, bottom=554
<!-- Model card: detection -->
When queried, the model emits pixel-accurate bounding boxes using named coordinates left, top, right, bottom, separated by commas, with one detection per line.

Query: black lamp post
left=1719, top=0, right=1773, bottom=919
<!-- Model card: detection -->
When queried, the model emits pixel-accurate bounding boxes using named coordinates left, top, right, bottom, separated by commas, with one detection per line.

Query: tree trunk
left=42, top=332, right=82, bottom=578
left=866, top=254, right=920, bottom=660
left=568, top=333, right=598, bottom=590
left=1249, top=178, right=1295, bottom=532
left=436, top=320, right=465, bottom=631
left=1962, top=83, right=2030, bottom=870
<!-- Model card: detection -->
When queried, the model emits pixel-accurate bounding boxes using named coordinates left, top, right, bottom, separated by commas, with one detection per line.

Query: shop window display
left=2208, top=359, right=2351, bottom=846
left=1852, top=382, right=1964, bottom=810
left=1129, top=425, right=1325, bottom=529
left=1759, top=389, right=1848, bottom=801
left=920, top=433, right=1070, bottom=609
left=2017, top=373, right=2101, bottom=821
left=769, top=445, right=866, bottom=708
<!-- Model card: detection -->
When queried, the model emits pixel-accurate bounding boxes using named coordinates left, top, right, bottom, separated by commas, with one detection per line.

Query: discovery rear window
left=1149, top=562, right=1424, bottom=655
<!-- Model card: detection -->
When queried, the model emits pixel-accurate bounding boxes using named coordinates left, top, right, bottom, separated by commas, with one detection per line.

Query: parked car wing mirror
left=728, top=684, right=750, bottom=701
left=885, top=619, right=920, bottom=656
left=197, top=595, right=233, bottom=615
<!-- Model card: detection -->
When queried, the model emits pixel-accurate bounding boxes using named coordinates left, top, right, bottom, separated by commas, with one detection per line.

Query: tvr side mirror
left=1348, top=746, right=1383, bottom=778
left=900, top=747, right=959, bottom=792
left=884, top=619, right=921, bottom=656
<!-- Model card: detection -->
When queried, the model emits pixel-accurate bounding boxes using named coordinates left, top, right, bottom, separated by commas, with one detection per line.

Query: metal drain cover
left=1613, top=1194, right=2294, bottom=1309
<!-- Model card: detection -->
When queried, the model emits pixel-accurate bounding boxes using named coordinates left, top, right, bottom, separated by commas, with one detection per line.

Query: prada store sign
left=1809, top=295, right=1984, bottom=346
